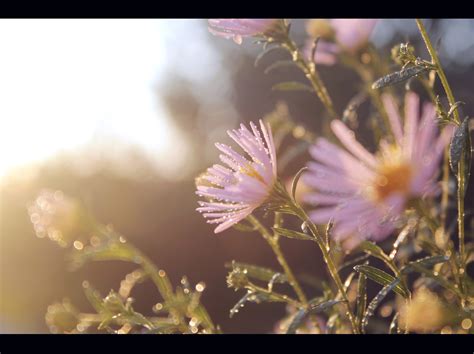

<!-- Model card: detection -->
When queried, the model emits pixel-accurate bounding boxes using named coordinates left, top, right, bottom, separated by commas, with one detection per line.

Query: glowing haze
left=0, top=19, right=192, bottom=180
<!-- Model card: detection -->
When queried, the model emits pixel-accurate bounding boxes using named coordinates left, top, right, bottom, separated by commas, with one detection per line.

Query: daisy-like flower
left=304, top=19, right=378, bottom=66
left=196, top=120, right=277, bottom=233
left=208, top=19, right=280, bottom=44
left=304, top=92, right=454, bottom=248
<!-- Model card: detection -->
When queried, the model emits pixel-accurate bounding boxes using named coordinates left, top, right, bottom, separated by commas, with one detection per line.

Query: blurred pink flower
left=304, top=92, right=454, bottom=248
left=196, top=120, right=277, bottom=233
left=208, top=19, right=279, bottom=44
left=304, top=19, right=378, bottom=65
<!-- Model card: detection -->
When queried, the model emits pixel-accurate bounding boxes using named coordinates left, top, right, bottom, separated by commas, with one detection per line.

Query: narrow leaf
left=272, top=81, right=314, bottom=93
left=449, top=117, right=470, bottom=175
left=291, top=167, right=308, bottom=202
left=254, top=45, right=282, bottom=67
left=401, top=255, right=450, bottom=274
left=372, top=66, right=428, bottom=89
left=224, top=261, right=288, bottom=284
left=354, top=265, right=408, bottom=298
left=272, top=227, right=314, bottom=241
left=361, top=279, right=401, bottom=332
left=264, top=60, right=298, bottom=75
left=286, top=299, right=343, bottom=334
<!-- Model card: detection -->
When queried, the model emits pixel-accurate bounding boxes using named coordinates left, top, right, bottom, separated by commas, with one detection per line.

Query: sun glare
left=0, top=19, right=190, bottom=180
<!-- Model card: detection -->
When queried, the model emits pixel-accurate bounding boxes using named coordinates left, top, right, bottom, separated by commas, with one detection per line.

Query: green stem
left=247, top=215, right=308, bottom=305
left=416, top=19, right=467, bottom=304
left=282, top=37, right=338, bottom=120
left=290, top=203, right=360, bottom=334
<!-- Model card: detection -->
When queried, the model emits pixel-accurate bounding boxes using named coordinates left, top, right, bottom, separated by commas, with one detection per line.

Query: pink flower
left=196, top=120, right=277, bottom=233
left=304, top=19, right=378, bottom=66
left=303, top=92, right=454, bottom=248
left=208, top=19, right=280, bottom=44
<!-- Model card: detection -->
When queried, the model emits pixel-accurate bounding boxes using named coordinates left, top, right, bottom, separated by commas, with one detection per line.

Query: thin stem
left=247, top=215, right=308, bottom=305
left=416, top=19, right=467, bottom=304
left=281, top=37, right=338, bottom=119
left=290, top=204, right=360, bottom=334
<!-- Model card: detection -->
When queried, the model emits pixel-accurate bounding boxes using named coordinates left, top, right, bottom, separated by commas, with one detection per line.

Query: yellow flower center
left=374, top=163, right=413, bottom=201
left=369, top=144, right=413, bottom=202
left=239, top=163, right=265, bottom=184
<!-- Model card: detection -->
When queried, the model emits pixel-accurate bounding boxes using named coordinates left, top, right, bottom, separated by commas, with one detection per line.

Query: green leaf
left=337, top=254, right=370, bottom=272
left=224, top=261, right=288, bottom=284
left=291, top=167, right=308, bottom=202
left=264, top=60, right=298, bottom=75
left=82, top=281, right=106, bottom=314
left=286, top=299, right=343, bottom=334
left=229, top=291, right=285, bottom=318
left=254, top=45, right=282, bottom=67
left=401, top=255, right=450, bottom=274
left=354, top=265, right=409, bottom=298
left=372, top=65, right=429, bottom=89
left=361, top=278, right=401, bottom=332
left=449, top=117, right=471, bottom=194
left=272, top=81, right=314, bottom=93
left=272, top=227, right=314, bottom=241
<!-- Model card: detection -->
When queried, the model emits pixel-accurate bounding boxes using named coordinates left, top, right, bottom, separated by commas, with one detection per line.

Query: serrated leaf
left=361, top=279, right=401, bottom=332
left=354, top=265, right=409, bottom=298
left=224, top=261, right=288, bottom=284
left=272, top=81, right=314, bottom=93
left=272, top=227, right=314, bottom=241
left=372, top=66, right=428, bottom=89
left=264, top=60, right=298, bottom=75
left=286, top=299, right=343, bottom=334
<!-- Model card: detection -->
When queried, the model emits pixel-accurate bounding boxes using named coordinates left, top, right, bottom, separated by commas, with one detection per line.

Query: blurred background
left=1, top=19, right=474, bottom=333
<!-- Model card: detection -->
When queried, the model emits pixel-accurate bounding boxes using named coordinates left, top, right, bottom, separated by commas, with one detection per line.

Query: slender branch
left=280, top=36, right=338, bottom=119
left=289, top=203, right=360, bottom=334
left=247, top=215, right=308, bottom=305
left=415, top=19, right=468, bottom=304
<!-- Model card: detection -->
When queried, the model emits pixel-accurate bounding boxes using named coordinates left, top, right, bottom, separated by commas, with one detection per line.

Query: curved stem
left=247, top=215, right=308, bottom=305
left=290, top=204, right=360, bottom=334
left=416, top=19, right=467, bottom=305
left=282, top=37, right=338, bottom=120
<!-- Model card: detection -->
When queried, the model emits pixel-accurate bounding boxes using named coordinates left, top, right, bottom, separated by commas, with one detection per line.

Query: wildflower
left=304, top=19, right=378, bottom=65
left=208, top=19, right=281, bottom=44
left=399, top=287, right=450, bottom=333
left=196, top=120, right=277, bottom=233
left=304, top=92, right=454, bottom=248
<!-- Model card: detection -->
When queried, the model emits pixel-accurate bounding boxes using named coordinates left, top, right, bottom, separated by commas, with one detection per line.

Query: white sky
left=0, top=19, right=193, bottom=180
